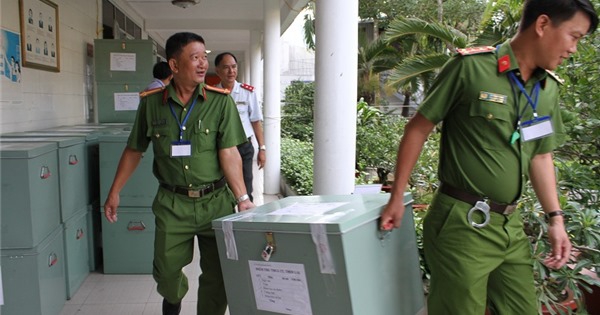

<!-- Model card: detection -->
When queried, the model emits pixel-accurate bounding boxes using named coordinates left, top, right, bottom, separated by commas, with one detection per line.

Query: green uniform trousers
left=152, top=185, right=235, bottom=315
left=423, top=192, right=538, bottom=315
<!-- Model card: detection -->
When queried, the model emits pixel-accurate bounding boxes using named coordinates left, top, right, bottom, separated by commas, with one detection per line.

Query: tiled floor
left=60, top=193, right=280, bottom=315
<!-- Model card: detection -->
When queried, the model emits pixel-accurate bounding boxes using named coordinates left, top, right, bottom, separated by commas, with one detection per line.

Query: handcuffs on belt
left=468, top=200, right=491, bottom=228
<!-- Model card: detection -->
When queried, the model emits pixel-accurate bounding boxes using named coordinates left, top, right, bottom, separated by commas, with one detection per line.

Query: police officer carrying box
left=104, top=32, right=254, bottom=315
left=380, top=0, right=598, bottom=314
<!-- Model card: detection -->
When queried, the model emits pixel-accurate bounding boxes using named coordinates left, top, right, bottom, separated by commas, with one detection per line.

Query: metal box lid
left=1, top=131, right=100, bottom=141
left=0, top=136, right=85, bottom=148
left=0, top=141, right=57, bottom=158
left=98, top=131, right=132, bottom=142
left=213, top=193, right=412, bottom=234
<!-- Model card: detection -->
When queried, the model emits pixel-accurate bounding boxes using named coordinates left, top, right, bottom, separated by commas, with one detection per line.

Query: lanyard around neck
left=507, top=71, right=541, bottom=117
left=169, top=96, right=198, bottom=141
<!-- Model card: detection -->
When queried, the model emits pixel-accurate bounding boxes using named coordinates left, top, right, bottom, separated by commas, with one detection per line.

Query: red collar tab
left=498, top=55, right=510, bottom=73
left=240, top=83, right=255, bottom=92
left=162, top=89, right=168, bottom=105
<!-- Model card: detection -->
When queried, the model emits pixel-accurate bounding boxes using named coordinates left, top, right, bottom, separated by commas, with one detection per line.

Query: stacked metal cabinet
left=0, top=141, right=66, bottom=315
left=212, top=193, right=425, bottom=315
left=94, top=39, right=155, bottom=123
left=0, top=136, right=91, bottom=302
left=98, top=129, right=157, bottom=274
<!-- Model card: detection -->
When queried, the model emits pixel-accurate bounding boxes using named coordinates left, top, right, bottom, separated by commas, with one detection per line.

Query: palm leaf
left=384, top=17, right=468, bottom=49
left=386, top=54, right=450, bottom=88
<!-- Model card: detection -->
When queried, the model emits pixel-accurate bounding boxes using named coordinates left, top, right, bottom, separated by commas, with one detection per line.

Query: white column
left=249, top=29, right=265, bottom=204
left=250, top=29, right=263, bottom=99
left=263, top=0, right=281, bottom=194
left=313, top=0, right=358, bottom=195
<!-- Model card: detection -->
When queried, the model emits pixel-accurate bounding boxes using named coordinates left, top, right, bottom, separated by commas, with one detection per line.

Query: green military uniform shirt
left=127, top=83, right=247, bottom=188
left=418, top=40, right=565, bottom=204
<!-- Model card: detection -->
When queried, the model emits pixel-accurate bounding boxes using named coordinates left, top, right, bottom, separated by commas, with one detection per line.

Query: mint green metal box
left=63, top=206, right=90, bottom=299
left=99, top=132, right=157, bottom=207
left=2, top=130, right=101, bottom=206
left=212, top=194, right=425, bottom=315
left=0, top=141, right=60, bottom=249
left=101, top=207, right=155, bottom=274
left=0, top=226, right=66, bottom=315
left=0, top=136, right=87, bottom=222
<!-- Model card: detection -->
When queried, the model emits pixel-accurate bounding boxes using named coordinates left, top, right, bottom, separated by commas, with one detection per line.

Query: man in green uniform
left=103, top=32, right=254, bottom=315
left=380, top=1, right=598, bottom=314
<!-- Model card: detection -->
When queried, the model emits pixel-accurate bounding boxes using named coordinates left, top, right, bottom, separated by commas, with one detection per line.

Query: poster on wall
left=19, top=0, right=60, bottom=72
left=1, top=28, right=24, bottom=101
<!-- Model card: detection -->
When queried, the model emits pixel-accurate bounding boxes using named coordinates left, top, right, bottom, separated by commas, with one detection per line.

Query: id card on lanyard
left=508, top=72, right=554, bottom=144
left=169, top=97, right=198, bottom=157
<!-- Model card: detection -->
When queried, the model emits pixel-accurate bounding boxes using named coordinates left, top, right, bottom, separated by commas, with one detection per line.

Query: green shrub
left=282, top=81, right=315, bottom=142
left=281, top=138, right=314, bottom=195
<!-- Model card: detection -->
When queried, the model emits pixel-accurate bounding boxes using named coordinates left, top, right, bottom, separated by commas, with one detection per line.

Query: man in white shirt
left=215, top=52, right=265, bottom=202
left=145, top=61, right=172, bottom=91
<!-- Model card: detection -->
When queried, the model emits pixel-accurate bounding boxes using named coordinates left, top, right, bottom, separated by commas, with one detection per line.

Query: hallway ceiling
left=120, top=0, right=308, bottom=67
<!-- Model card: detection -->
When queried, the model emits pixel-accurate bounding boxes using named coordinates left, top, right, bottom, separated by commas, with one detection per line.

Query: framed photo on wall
left=19, top=0, right=60, bottom=72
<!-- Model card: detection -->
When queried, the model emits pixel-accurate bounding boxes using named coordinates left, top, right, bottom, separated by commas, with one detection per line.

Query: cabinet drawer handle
left=127, top=221, right=146, bottom=231
left=40, top=165, right=51, bottom=179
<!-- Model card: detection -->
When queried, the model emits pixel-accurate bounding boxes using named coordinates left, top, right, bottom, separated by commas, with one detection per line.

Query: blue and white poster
left=1, top=28, right=23, bottom=101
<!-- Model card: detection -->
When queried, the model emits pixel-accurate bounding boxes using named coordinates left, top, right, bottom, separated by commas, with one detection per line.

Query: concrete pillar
left=263, top=0, right=281, bottom=194
left=313, top=0, right=358, bottom=194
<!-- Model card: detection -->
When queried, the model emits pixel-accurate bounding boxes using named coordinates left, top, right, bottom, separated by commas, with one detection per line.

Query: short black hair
left=520, top=0, right=598, bottom=34
left=214, top=52, right=237, bottom=67
left=165, top=32, right=205, bottom=61
left=152, top=61, right=172, bottom=80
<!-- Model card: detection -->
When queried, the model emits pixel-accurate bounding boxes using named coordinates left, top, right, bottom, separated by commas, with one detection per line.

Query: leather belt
left=160, top=177, right=226, bottom=198
left=440, top=183, right=517, bottom=215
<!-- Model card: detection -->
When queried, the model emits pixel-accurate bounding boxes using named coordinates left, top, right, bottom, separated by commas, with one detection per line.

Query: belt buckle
left=188, top=189, right=201, bottom=198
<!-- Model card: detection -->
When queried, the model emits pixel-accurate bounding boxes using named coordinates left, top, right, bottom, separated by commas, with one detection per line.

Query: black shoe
left=162, top=299, right=181, bottom=315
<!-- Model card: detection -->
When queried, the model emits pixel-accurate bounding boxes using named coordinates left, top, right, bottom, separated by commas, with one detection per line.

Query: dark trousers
left=237, top=140, right=254, bottom=202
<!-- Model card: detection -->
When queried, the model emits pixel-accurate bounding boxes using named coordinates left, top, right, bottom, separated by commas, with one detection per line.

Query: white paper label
left=114, top=92, right=140, bottom=111
left=0, top=267, right=4, bottom=305
left=249, top=261, right=312, bottom=315
left=110, top=52, right=136, bottom=71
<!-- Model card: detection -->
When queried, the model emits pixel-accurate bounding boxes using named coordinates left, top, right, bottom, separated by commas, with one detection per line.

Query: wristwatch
left=236, top=194, right=249, bottom=203
left=259, top=145, right=266, bottom=151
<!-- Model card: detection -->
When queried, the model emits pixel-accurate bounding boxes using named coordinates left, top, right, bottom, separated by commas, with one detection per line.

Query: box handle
left=127, top=221, right=146, bottom=231
left=40, top=165, right=51, bottom=179
left=48, top=252, right=58, bottom=267
left=68, top=154, right=79, bottom=165
left=76, top=228, right=85, bottom=240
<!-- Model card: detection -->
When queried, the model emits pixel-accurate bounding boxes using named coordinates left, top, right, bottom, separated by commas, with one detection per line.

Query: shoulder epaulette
left=546, top=70, right=564, bottom=85
left=204, top=85, right=230, bottom=95
left=139, top=86, right=165, bottom=98
left=240, top=83, right=255, bottom=92
left=456, top=46, right=495, bottom=56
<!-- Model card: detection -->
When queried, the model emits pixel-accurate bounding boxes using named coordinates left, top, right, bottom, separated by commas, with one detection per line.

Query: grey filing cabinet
left=0, top=141, right=60, bottom=249
left=0, top=226, right=66, bottom=315
left=212, top=193, right=425, bottom=315
left=0, top=136, right=87, bottom=222
left=94, top=39, right=155, bottom=123
left=99, top=130, right=157, bottom=274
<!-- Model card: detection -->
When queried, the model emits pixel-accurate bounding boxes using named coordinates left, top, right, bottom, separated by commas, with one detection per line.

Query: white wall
left=0, top=0, right=100, bottom=133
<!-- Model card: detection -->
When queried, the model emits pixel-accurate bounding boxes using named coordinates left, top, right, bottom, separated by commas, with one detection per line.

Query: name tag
left=520, top=116, right=553, bottom=142
left=171, top=141, right=191, bottom=157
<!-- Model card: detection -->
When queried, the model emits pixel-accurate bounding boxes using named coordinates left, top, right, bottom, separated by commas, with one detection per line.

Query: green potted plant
left=519, top=159, right=600, bottom=314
